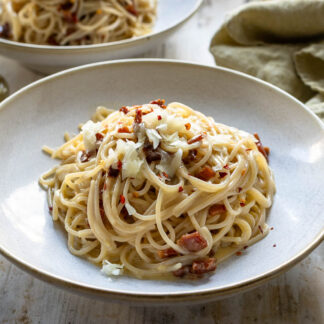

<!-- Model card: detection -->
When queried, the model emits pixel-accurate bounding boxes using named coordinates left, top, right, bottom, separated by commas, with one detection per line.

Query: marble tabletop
left=0, top=0, right=323, bottom=323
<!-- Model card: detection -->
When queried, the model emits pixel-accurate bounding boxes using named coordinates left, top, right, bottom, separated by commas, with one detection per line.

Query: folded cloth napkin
left=210, top=0, right=324, bottom=122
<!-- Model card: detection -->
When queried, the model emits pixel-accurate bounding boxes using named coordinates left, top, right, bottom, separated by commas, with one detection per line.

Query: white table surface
left=0, top=1, right=323, bottom=323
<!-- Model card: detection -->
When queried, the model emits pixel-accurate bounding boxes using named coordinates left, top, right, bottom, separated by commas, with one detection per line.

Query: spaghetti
left=39, top=100, right=275, bottom=279
left=0, top=0, right=156, bottom=45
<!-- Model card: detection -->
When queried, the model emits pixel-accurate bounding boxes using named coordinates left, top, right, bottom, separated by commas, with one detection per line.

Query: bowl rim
left=0, top=0, right=203, bottom=53
left=0, top=59, right=323, bottom=303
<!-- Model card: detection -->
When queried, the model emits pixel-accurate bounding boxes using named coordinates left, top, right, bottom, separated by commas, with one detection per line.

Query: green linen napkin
left=210, top=0, right=324, bottom=122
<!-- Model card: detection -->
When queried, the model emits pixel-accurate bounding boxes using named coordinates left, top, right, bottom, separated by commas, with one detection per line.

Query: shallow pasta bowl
left=0, top=59, right=323, bottom=304
left=0, top=0, right=202, bottom=74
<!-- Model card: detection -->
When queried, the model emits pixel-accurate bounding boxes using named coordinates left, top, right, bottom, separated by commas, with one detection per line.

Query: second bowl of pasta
left=0, top=0, right=202, bottom=73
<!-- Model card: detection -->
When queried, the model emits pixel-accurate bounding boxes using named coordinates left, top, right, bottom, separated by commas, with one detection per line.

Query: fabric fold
left=210, top=0, right=324, bottom=122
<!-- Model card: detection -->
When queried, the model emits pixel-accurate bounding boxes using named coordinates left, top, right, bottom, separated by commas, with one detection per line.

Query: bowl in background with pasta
left=0, top=59, right=323, bottom=304
left=0, top=0, right=202, bottom=74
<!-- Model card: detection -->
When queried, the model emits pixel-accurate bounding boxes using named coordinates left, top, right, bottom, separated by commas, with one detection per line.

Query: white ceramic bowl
left=0, top=0, right=202, bottom=74
left=0, top=60, right=323, bottom=305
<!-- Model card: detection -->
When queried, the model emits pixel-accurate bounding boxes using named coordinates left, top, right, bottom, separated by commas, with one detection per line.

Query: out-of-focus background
left=0, top=0, right=323, bottom=323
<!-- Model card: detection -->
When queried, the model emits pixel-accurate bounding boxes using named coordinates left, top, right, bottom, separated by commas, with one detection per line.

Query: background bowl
left=0, top=0, right=202, bottom=74
left=0, top=60, right=323, bottom=304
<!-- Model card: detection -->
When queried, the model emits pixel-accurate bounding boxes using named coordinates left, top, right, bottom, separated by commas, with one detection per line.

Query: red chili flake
left=240, top=202, right=245, bottom=207
left=197, top=166, right=215, bottom=181
left=223, top=164, right=229, bottom=170
left=236, top=251, right=242, bottom=256
left=218, top=172, right=227, bottom=178
left=103, top=182, right=107, bottom=191
left=49, top=206, right=53, bottom=212
left=119, top=106, right=129, bottom=114
left=273, top=244, right=277, bottom=247
left=150, top=99, right=166, bottom=108
left=158, top=248, right=178, bottom=259
left=125, top=4, right=138, bottom=16
left=178, top=186, right=184, bottom=192
left=117, top=160, right=122, bottom=170
left=238, top=187, right=242, bottom=192
left=157, top=115, right=162, bottom=120
left=185, top=123, right=191, bottom=130
left=254, top=133, right=261, bottom=141
left=118, top=126, right=130, bottom=133
left=134, top=108, right=142, bottom=124
left=243, top=245, right=248, bottom=250
left=258, top=225, right=264, bottom=234
left=108, top=166, right=119, bottom=177
left=190, top=258, right=217, bottom=275
left=120, top=195, right=125, bottom=204
left=177, top=231, right=207, bottom=252
left=254, top=133, right=269, bottom=161
left=188, top=134, right=205, bottom=144
left=208, top=204, right=226, bottom=216
left=162, top=172, right=169, bottom=178
left=80, top=151, right=91, bottom=163
left=264, top=147, right=270, bottom=155
left=270, top=227, right=274, bottom=231
left=95, top=133, right=104, bottom=141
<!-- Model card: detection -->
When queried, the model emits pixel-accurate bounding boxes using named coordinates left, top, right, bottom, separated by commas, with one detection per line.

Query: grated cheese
left=156, top=149, right=183, bottom=178
left=142, top=106, right=166, bottom=129
left=146, top=128, right=162, bottom=149
left=101, top=260, right=124, bottom=276
left=81, top=120, right=103, bottom=151
left=116, top=140, right=143, bottom=179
